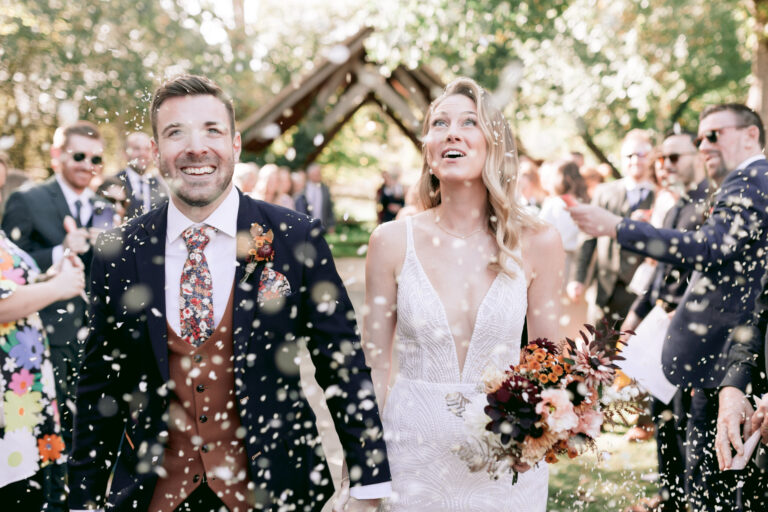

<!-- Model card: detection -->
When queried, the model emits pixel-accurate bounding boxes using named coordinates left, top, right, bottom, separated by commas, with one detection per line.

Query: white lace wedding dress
left=382, top=216, right=549, bottom=511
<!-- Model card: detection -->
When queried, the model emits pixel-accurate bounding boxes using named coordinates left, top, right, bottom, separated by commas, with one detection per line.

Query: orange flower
left=38, top=434, right=65, bottom=463
left=548, top=373, right=559, bottom=383
left=553, top=365, right=564, bottom=376
left=538, top=373, right=549, bottom=384
left=545, top=450, right=559, bottom=464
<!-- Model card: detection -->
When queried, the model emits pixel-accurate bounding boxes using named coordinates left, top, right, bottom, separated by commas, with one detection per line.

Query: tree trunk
left=747, top=0, right=768, bottom=127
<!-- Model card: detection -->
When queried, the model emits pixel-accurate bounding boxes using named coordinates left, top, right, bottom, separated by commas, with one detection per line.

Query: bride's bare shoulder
left=367, top=217, right=409, bottom=264
left=520, top=222, right=563, bottom=255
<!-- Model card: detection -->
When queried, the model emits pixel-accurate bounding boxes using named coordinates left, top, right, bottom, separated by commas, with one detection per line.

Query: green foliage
left=0, top=0, right=757, bottom=172
left=548, top=431, right=658, bottom=511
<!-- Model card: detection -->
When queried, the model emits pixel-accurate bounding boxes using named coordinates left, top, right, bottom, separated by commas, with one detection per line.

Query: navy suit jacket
left=617, top=158, right=768, bottom=389
left=68, top=191, right=390, bottom=511
left=1, top=177, right=114, bottom=346
left=116, top=168, right=168, bottom=219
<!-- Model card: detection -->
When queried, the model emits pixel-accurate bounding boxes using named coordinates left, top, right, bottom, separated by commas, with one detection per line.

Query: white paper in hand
left=617, top=305, right=678, bottom=404
left=728, top=431, right=761, bottom=471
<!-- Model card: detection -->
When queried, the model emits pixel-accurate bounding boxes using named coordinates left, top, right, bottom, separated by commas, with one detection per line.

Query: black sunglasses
left=657, top=152, right=696, bottom=165
left=694, top=125, right=749, bottom=148
left=72, top=152, right=103, bottom=165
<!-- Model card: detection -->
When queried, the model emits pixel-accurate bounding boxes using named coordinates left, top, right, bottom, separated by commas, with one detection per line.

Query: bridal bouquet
left=447, top=320, right=639, bottom=480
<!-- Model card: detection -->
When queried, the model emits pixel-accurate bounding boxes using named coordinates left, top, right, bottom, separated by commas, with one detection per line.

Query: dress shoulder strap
left=404, top=215, right=415, bottom=255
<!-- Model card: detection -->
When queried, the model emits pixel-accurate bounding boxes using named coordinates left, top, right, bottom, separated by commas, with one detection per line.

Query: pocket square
left=257, top=268, right=292, bottom=303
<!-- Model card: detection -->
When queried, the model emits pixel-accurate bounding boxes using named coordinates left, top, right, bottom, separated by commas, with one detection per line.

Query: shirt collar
left=166, top=185, right=239, bottom=243
left=735, top=153, right=766, bottom=171
left=56, top=173, right=94, bottom=203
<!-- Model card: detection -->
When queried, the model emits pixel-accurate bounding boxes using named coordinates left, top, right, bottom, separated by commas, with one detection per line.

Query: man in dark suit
left=567, top=129, right=655, bottom=324
left=620, top=131, right=710, bottom=512
left=116, top=131, right=168, bottom=219
left=570, top=104, right=768, bottom=511
left=68, top=75, right=389, bottom=512
left=2, top=120, right=114, bottom=509
left=295, top=163, right=336, bottom=233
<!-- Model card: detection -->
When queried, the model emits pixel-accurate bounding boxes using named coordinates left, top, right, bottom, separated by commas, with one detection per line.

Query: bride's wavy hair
left=418, top=77, right=543, bottom=278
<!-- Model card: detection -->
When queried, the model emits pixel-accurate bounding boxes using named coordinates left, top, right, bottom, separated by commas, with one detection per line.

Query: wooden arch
left=239, top=27, right=444, bottom=166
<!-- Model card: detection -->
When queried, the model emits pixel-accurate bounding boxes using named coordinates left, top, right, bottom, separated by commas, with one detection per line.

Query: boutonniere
left=240, top=223, right=275, bottom=284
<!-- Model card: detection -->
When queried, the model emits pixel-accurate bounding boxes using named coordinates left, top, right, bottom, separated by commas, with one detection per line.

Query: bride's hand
left=512, top=462, right=531, bottom=473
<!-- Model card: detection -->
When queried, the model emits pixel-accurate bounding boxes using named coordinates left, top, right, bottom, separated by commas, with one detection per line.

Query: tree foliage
left=0, top=0, right=756, bottom=171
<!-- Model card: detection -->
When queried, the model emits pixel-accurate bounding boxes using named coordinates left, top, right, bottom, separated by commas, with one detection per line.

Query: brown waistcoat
left=148, top=288, right=252, bottom=512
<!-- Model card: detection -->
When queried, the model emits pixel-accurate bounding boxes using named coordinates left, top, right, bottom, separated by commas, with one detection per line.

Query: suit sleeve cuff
left=51, top=244, right=64, bottom=266
left=349, top=481, right=392, bottom=499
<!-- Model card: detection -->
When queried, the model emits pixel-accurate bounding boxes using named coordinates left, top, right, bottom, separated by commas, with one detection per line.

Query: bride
left=362, top=77, right=565, bottom=511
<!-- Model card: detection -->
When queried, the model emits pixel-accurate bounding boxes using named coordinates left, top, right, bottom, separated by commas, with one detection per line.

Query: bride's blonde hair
left=418, top=77, right=543, bottom=277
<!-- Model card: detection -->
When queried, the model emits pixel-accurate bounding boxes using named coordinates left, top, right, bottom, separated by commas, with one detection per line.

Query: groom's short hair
left=150, top=74, right=235, bottom=140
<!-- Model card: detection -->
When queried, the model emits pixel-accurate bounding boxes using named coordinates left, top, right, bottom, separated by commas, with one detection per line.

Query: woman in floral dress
left=0, top=229, right=85, bottom=508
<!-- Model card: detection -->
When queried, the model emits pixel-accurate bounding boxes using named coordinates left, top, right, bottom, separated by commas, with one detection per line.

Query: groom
left=68, top=75, right=390, bottom=511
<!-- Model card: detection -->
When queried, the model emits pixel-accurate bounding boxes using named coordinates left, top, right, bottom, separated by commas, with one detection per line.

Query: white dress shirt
left=305, top=181, right=323, bottom=218
left=165, top=186, right=238, bottom=336
left=52, top=174, right=95, bottom=265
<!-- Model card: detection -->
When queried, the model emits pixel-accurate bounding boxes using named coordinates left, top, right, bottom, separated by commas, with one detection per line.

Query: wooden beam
left=239, top=27, right=373, bottom=141
left=304, top=94, right=374, bottom=166
left=321, top=80, right=371, bottom=131
left=391, top=67, right=430, bottom=112
left=357, top=65, right=421, bottom=133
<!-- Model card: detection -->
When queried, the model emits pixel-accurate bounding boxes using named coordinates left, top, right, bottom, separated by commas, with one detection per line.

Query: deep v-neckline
left=409, top=248, right=501, bottom=382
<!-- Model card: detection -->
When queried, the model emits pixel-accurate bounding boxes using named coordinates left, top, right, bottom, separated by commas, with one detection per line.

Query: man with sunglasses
left=570, top=103, right=768, bottom=510
left=1, top=120, right=115, bottom=511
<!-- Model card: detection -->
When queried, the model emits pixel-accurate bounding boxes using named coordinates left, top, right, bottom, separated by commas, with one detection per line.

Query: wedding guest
left=233, top=162, right=259, bottom=196
left=570, top=104, right=768, bottom=511
left=116, top=132, right=168, bottom=218
left=517, top=159, right=546, bottom=213
left=295, top=163, right=336, bottom=232
left=376, top=168, right=405, bottom=223
left=291, top=168, right=307, bottom=197
left=567, top=129, right=655, bottom=325
left=276, top=166, right=295, bottom=209
left=395, top=183, right=422, bottom=220
left=2, top=122, right=115, bottom=509
left=0, top=160, right=86, bottom=510
left=621, top=131, right=709, bottom=512
left=579, top=166, right=604, bottom=200
left=539, top=159, right=588, bottom=285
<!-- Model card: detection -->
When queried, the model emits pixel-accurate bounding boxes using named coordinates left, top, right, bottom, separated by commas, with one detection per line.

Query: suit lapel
left=134, top=205, right=171, bottom=381
left=45, top=178, right=74, bottom=224
left=233, top=192, right=265, bottom=375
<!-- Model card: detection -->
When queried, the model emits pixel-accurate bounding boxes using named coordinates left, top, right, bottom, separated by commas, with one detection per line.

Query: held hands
left=751, top=394, right=768, bottom=445
left=567, top=204, right=622, bottom=239
left=62, top=216, right=104, bottom=254
left=51, top=253, right=86, bottom=302
left=332, top=479, right=381, bottom=512
left=566, top=281, right=585, bottom=301
left=715, top=386, right=754, bottom=470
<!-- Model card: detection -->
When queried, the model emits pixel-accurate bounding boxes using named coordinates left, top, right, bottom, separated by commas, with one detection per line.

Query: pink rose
left=575, top=407, right=603, bottom=438
left=535, top=388, right=578, bottom=433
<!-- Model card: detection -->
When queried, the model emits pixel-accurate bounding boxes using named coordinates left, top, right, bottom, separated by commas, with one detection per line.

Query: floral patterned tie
left=180, top=226, right=213, bottom=347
